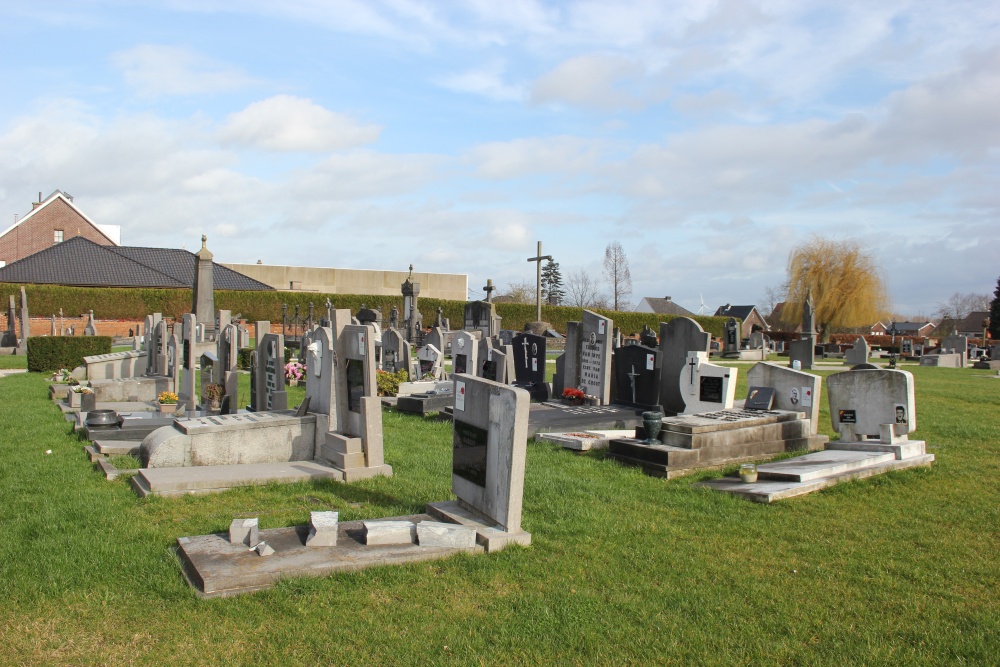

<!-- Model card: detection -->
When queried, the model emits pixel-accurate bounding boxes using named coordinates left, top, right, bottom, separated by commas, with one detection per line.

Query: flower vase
left=641, top=410, right=663, bottom=444
left=158, top=403, right=176, bottom=414
left=288, top=379, right=298, bottom=387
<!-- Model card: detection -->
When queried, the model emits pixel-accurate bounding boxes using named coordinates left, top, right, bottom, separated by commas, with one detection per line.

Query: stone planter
left=68, top=391, right=82, bottom=408
left=563, top=398, right=584, bottom=407
left=158, top=403, right=176, bottom=414
left=288, top=379, right=299, bottom=387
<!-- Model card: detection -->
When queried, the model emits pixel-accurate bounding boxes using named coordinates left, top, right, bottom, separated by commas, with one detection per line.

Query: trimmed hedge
left=26, top=336, right=112, bottom=372
left=3, top=283, right=729, bottom=338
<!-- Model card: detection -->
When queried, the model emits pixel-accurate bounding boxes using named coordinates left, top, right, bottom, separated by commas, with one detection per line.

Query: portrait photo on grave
left=895, top=405, right=907, bottom=424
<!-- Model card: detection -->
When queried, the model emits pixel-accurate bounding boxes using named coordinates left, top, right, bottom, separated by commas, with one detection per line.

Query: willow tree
left=781, top=237, right=890, bottom=342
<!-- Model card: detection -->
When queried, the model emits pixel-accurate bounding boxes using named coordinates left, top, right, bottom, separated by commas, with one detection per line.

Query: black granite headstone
left=612, top=344, right=660, bottom=408
left=512, top=332, right=546, bottom=385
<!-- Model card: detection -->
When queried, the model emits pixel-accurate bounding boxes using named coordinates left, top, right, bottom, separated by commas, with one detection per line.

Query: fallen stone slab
left=177, top=514, right=483, bottom=597
left=306, top=511, right=339, bottom=547
left=416, top=521, right=477, bottom=548
left=363, top=520, right=416, bottom=546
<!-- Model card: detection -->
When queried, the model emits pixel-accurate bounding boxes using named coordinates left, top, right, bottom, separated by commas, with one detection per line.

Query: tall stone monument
left=401, top=265, right=422, bottom=344
left=788, top=288, right=817, bottom=370
left=192, top=235, right=215, bottom=341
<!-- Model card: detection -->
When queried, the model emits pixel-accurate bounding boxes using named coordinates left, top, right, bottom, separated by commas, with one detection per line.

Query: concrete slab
left=527, top=401, right=643, bottom=437
left=177, top=514, right=483, bottom=597
left=131, top=460, right=345, bottom=497
left=535, top=429, right=638, bottom=451
left=93, top=440, right=142, bottom=456
left=755, top=450, right=896, bottom=482
left=696, top=454, right=935, bottom=502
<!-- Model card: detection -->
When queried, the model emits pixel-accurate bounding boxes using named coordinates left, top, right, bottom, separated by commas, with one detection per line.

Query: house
left=0, top=190, right=120, bottom=267
left=870, top=321, right=888, bottom=335
left=635, top=296, right=694, bottom=317
left=713, top=304, right=769, bottom=333
left=880, top=321, right=936, bottom=337
left=953, top=311, right=990, bottom=338
left=0, top=236, right=272, bottom=291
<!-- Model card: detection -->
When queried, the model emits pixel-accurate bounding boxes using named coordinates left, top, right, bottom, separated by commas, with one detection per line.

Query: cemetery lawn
left=0, top=353, right=27, bottom=369
left=0, top=367, right=997, bottom=666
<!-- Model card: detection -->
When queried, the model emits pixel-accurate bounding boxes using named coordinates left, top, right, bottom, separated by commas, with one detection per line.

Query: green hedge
left=26, top=336, right=112, bottom=372
left=2, top=283, right=728, bottom=337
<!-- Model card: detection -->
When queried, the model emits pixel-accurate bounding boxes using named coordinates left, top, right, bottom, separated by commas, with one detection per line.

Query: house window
left=54, top=230, right=64, bottom=244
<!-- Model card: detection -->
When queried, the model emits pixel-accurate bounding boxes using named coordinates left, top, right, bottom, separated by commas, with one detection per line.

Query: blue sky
left=1, top=1, right=997, bottom=317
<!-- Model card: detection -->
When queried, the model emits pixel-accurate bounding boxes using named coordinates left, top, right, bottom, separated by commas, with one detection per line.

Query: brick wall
left=0, top=198, right=115, bottom=265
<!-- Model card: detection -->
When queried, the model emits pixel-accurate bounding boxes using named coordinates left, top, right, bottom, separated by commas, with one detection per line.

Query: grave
left=175, top=373, right=529, bottom=597
left=82, top=350, right=147, bottom=381
left=611, top=344, right=660, bottom=409
left=554, top=310, right=612, bottom=404
left=721, top=318, right=741, bottom=357
left=511, top=331, right=549, bottom=401
left=17, top=287, right=29, bottom=353
left=920, top=353, right=962, bottom=368
left=788, top=289, right=817, bottom=370
left=252, top=330, right=288, bottom=411
left=416, top=344, right=444, bottom=380
left=84, top=310, right=98, bottom=336
left=657, top=317, right=711, bottom=416
left=450, top=330, right=479, bottom=376
left=698, top=368, right=933, bottom=502
left=607, top=407, right=827, bottom=478
left=133, top=312, right=391, bottom=496
left=679, top=352, right=736, bottom=415
left=464, top=300, right=501, bottom=339
left=844, top=337, right=870, bottom=366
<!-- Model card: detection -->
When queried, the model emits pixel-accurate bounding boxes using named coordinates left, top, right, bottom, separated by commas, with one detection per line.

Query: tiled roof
left=0, top=236, right=272, bottom=291
left=640, top=297, right=694, bottom=316
left=714, top=304, right=759, bottom=321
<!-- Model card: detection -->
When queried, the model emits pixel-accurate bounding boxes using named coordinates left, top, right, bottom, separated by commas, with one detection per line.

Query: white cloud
left=111, top=44, right=259, bottom=96
left=218, top=95, right=381, bottom=152
left=531, top=54, right=667, bottom=110
left=434, top=60, right=525, bottom=101
left=467, top=136, right=603, bottom=180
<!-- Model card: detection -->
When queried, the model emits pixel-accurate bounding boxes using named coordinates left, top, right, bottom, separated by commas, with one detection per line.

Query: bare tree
left=759, top=282, right=788, bottom=318
left=934, top=292, right=991, bottom=321
left=566, top=270, right=608, bottom=308
left=602, top=241, right=632, bottom=312
left=498, top=279, right=535, bottom=304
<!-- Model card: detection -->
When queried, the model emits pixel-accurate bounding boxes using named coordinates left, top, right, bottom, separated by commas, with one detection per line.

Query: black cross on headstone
left=689, top=356, right=697, bottom=384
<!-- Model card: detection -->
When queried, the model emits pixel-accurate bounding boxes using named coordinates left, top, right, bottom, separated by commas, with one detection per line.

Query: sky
left=1, top=1, right=998, bottom=318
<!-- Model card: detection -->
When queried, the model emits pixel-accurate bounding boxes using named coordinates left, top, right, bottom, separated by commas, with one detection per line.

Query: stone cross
left=482, top=279, right=495, bottom=304
left=526, top=241, right=552, bottom=322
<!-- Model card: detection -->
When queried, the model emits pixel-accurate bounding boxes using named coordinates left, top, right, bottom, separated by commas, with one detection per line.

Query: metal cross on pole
left=526, top=241, right=553, bottom=322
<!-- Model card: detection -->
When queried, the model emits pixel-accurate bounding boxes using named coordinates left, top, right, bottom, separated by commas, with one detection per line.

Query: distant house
left=0, top=190, right=120, bottom=267
left=766, top=302, right=799, bottom=333
left=713, top=304, right=769, bottom=333
left=881, top=321, right=936, bottom=337
left=635, top=296, right=694, bottom=317
left=953, top=311, right=991, bottom=337
left=0, top=236, right=272, bottom=291
left=870, top=321, right=888, bottom=335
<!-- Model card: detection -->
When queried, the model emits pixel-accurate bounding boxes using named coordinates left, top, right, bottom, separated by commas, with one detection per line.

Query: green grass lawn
left=0, top=366, right=996, bottom=665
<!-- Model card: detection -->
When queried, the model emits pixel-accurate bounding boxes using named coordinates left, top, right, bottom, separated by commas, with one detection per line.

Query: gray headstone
left=844, top=336, right=870, bottom=366
left=828, top=368, right=916, bottom=440
left=579, top=310, right=613, bottom=404
left=658, top=317, right=711, bottom=415
left=747, top=362, right=822, bottom=434
left=451, top=330, right=479, bottom=376
left=450, top=374, right=529, bottom=533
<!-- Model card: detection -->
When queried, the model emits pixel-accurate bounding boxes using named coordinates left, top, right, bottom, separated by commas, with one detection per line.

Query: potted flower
left=562, top=388, right=585, bottom=406
left=67, top=383, right=92, bottom=407
left=157, top=391, right=179, bottom=414
left=203, top=384, right=225, bottom=411
left=285, top=361, right=305, bottom=386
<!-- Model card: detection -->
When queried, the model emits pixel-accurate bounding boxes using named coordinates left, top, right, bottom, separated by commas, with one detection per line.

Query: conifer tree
left=541, top=259, right=565, bottom=305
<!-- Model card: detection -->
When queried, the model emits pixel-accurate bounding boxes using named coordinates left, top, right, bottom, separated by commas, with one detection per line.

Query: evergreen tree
left=990, top=275, right=1000, bottom=340
left=541, top=259, right=565, bottom=305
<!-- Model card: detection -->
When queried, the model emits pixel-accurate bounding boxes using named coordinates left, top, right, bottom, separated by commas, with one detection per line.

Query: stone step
left=131, top=461, right=344, bottom=497
left=324, top=432, right=362, bottom=453
left=320, top=446, right=366, bottom=470
left=756, top=450, right=897, bottom=482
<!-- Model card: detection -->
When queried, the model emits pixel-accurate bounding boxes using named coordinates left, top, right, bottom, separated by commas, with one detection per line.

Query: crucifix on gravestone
left=689, top=356, right=697, bottom=384
left=482, top=279, right=495, bottom=304
left=627, top=364, right=640, bottom=404
left=521, top=334, right=530, bottom=367
left=526, top=241, right=553, bottom=323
